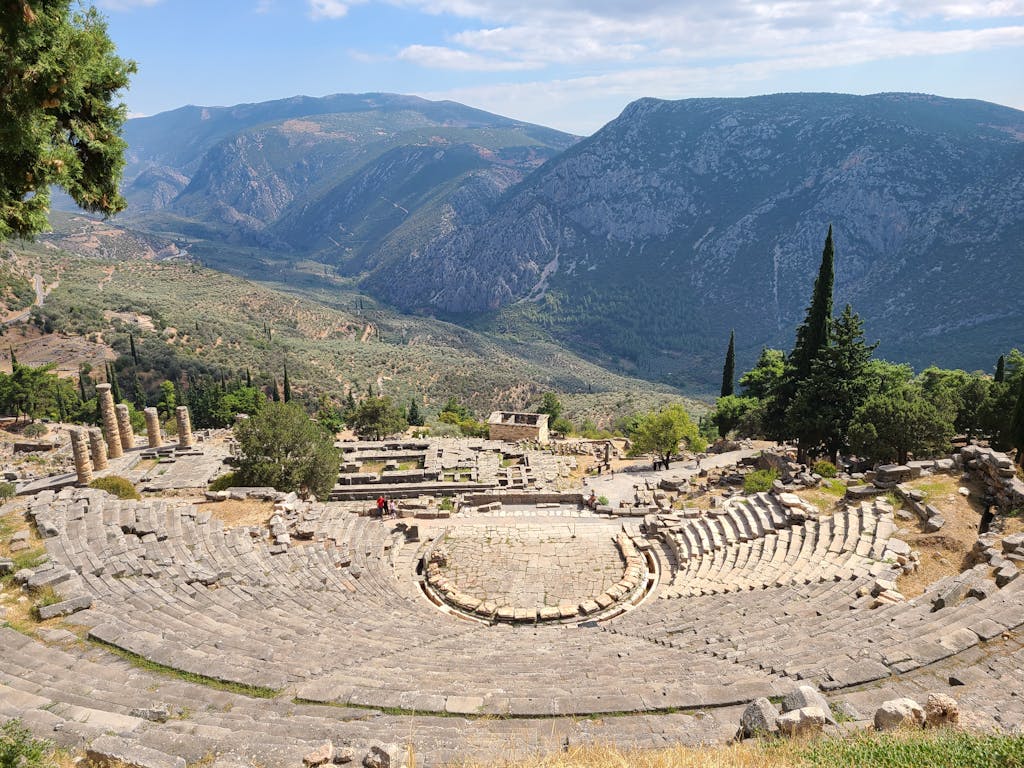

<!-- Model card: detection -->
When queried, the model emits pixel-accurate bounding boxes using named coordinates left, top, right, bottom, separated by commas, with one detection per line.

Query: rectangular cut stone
left=445, top=695, right=484, bottom=714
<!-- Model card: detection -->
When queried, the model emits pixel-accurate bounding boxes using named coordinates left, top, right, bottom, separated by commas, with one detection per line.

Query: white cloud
left=398, top=44, right=543, bottom=71
left=309, top=0, right=353, bottom=19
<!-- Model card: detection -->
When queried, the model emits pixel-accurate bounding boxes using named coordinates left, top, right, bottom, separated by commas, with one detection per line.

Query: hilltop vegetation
left=6, top=227, right=696, bottom=427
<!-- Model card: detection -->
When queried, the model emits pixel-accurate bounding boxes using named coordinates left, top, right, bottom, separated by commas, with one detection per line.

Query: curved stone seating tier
left=422, top=523, right=650, bottom=623
left=607, top=551, right=1024, bottom=691
left=19, top=486, right=1024, bottom=724
left=658, top=501, right=894, bottom=598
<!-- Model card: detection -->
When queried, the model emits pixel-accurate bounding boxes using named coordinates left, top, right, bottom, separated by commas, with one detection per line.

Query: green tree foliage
left=537, top=392, right=563, bottom=421
left=785, top=305, right=877, bottom=462
left=996, top=355, right=1005, bottom=383
left=349, top=395, right=407, bottom=440
left=0, top=2, right=135, bottom=239
left=627, top=403, right=702, bottom=468
left=766, top=228, right=835, bottom=445
left=849, top=381, right=955, bottom=464
left=234, top=401, right=339, bottom=498
left=0, top=719, right=50, bottom=768
left=1010, top=378, right=1024, bottom=467
left=720, top=330, right=735, bottom=398
left=282, top=362, right=291, bottom=403
left=743, top=468, right=778, bottom=494
left=710, top=394, right=758, bottom=438
left=438, top=396, right=470, bottom=422
left=0, top=360, right=78, bottom=422
left=406, top=397, right=424, bottom=427
left=186, top=378, right=265, bottom=429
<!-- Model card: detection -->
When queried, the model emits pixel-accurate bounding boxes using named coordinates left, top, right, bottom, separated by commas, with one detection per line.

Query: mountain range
left=110, top=91, right=1024, bottom=390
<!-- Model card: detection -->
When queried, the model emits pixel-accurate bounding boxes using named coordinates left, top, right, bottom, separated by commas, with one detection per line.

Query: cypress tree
left=996, top=355, right=1006, bottom=383
left=720, top=330, right=736, bottom=398
left=245, top=368, right=252, bottom=388
left=765, top=226, right=836, bottom=451
left=78, top=366, right=87, bottom=401
left=271, top=379, right=280, bottom=402
left=408, top=398, right=423, bottom=427
left=282, top=364, right=291, bottom=403
left=791, top=225, right=835, bottom=382
left=129, top=333, right=138, bottom=364
left=9, top=346, right=16, bottom=367
left=107, top=362, right=121, bottom=402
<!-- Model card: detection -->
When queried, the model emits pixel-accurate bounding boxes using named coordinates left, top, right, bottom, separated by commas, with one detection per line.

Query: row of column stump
left=69, top=382, right=195, bottom=486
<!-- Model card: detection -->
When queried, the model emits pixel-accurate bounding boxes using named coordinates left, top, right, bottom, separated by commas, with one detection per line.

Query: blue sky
left=98, top=0, right=1024, bottom=135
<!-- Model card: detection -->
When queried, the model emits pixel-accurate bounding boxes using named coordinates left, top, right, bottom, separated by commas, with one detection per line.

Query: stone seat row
left=0, top=626, right=533, bottom=768
left=655, top=492, right=796, bottom=566
left=24, top=491, right=484, bottom=690
left=659, top=502, right=893, bottom=598
left=608, top=547, right=1024, bottom=692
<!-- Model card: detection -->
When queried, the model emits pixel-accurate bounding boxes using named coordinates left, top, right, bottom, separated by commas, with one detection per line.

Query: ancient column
left=88, top=428, right=108, bottom=470
left=70, top=428, right=93, bottom=486
left=115, top=403, right=134, bottom=451
left=95, top=383, right=123, bottom=459
left=144, top=407, right=163, bottom=448
left=176, top=406, right=194, bottom=449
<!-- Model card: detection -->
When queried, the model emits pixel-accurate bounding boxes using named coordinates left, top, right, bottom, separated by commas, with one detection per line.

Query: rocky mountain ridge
left=109, top=91, right=1024, bottom=388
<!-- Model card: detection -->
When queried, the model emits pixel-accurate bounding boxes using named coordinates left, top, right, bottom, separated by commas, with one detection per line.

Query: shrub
left=0, top=719, right=50, bottom=768
left=22, top=422, right=48, bottom=438
left=813, top=459, right=838, bottom=478
left=743, top=468, right=778, bottom=494
left=89, top=475, right=141, bottom=500
left=208, top=472, right=237, bottom=492
left=234, top=402, right=340, bottom=498
left=597, top=495, right=609, bottom=506
left=0, top=482, right=15, bottom=501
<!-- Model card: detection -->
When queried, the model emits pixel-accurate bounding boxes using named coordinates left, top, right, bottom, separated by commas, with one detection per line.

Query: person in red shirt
left=376, top=495, right=386, bottom=517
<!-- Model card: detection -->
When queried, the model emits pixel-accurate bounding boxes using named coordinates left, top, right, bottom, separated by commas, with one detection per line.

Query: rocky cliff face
left=364, top=93, right=1024, bottom=382
left=114, top=91, right=1024, bottom=387
left=119, top=92, right=577, bottom=255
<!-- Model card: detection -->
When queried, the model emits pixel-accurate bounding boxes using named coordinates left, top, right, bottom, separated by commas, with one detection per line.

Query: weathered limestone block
left=781, top=685, right=837, bottom=725
left=874, top=698, right=925, bottom=731
left=363, top=743, right=407, bottom=768
left=303, top=741, right=334, bottom=767
left=86, top=735, right=185, bottom=768
left=96, top=383, right=123, bottom=458
left=144, top=407, right=163, bottom=448
left=924, top=693, right=960, bottom=728
left=777, top=706, right=826, bottom=737
left=115, top=403, right=134, bottom=451
left=738, top=697, right=780, bottom=738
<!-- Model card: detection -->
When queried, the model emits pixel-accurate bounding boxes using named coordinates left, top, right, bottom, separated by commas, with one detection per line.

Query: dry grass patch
left=896, top=475, right=985, bottom=598
left=795, top=479, right=847, bottom=515
left=446, top=742, right=798, bottom=768
left=199, top=499, right=274, bottom=529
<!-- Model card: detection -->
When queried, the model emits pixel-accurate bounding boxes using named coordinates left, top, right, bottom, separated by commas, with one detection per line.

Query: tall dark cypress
left=720, top=330, right=736, bottom=398
left=245, top=368, right=252, bottom=388
left=282, top=364, right=291, bottom=403
left=996, top=355, right=1006, bottom=383
left=271, top=379, right=281, bottom=402
left=765, top=226, right=836, bottom=449
left=107, top=362, right=121, bottom=402
left=129, top=333, right=138, bottom=364
left=9, top=346, right=16, bottom=367
left=791, top=225, right=835, bottom=381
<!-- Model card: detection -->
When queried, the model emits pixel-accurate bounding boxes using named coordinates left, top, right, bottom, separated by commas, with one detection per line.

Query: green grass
left=819, top=479, right=847, bottom=498
left=90, top=638, right=280, bottom=699
left=799, top=730, right=1024, bottom=768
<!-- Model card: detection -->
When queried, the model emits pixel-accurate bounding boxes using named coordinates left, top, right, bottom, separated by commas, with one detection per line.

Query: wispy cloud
left=398, top=44, right=543, bottom=71
left=309, top=0, right=353, bottom=19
